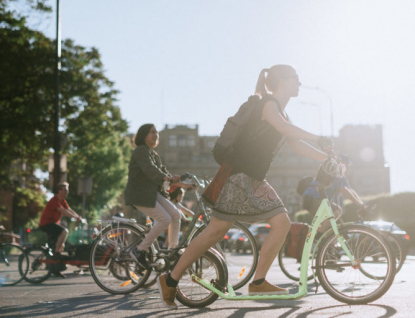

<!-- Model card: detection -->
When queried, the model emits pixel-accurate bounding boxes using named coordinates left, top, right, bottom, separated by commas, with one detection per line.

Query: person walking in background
left=124, top=124, right=192, bottom=269
left=157, top=64, right=333, bottom=309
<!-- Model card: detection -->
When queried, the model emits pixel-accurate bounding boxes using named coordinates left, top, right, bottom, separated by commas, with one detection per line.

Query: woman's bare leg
left=170, top=216, right=233, bottom=281
left=252, top=212, right=291, bottom=281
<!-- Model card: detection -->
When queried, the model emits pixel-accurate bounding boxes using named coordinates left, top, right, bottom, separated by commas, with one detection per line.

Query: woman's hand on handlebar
left=169, top=175, right=181, bottom=183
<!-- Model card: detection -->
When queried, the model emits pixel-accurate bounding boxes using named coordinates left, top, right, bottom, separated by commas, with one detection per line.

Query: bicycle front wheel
left=190, top=222, right=258, bottom=290
left=24, top=246, right=52, bottom=284
left=176, top=248, right=227, bottom=308
left=89, top=223, right=152, bottom=294
left=0, top=244, right=29, bottom=286
left=316, top=224, right=396, bottom=304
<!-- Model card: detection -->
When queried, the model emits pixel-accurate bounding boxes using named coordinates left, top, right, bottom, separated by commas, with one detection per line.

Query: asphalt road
left=1, top=254, right=415, bottom=318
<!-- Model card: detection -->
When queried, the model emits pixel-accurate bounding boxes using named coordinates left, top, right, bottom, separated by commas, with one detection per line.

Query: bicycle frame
left=191, top=195, right=358, bottom=301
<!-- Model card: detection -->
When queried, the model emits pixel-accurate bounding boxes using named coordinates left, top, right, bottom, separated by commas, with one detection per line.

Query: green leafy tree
left=0, top=0, right=131, bottom=229
left=0, top=0, right=54, bottom=188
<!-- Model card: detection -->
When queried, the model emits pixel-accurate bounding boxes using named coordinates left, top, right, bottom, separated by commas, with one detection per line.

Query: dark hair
left=134, top=124, right=155, bottom=146
left=169, top=187, right=184, bottom=202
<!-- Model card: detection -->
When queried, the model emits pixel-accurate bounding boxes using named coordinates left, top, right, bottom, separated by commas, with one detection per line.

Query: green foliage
left=12, top=184, right=46, bottom=231
left=66, top=135, right=131, bottom=224
left=0, top=1, right=131, bottom=228
left=340, top=192, right=415, bottom=247
left=0, top=8, right=54, bottom=187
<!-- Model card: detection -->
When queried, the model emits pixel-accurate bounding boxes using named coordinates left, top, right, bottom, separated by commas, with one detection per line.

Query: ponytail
left=255, top=65, right=295, bottom=96
left=254, top=68, right=269, bottom=97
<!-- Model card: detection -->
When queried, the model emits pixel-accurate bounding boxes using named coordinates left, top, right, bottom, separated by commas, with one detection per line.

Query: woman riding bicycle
left=124, top=124, right=192, bottom=269
left=157, top=64, right=333, bottom=309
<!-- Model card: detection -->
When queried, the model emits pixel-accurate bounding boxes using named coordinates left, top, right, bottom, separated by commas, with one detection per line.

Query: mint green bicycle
left=176, top=157, right=396, bottom=307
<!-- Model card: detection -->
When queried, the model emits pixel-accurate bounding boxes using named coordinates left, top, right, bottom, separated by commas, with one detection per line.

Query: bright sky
left=18, top=0, right=415, bottom=194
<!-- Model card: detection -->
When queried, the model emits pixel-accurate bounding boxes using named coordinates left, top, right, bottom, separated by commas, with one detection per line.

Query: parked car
left=249, top=223, right=271, bottom=249
left=220, top=228, right=239, bottom=251
left=228, top=231, right=251, bottom=253
left=363, top=220, right=410, bottom=257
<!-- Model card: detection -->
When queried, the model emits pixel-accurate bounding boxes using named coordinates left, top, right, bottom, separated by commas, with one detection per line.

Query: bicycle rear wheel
left=316, top=224, right=396, bottom=304
left=89, top=223, right=152, bottom=294
left=176, top=248, right=227, bottom=308
left=383, top=232, right=405, bottom=273
left=24, top=246, right=52, bottom=284
left=0, top=244, right=29, bottom=286
left=278, top=241, right=314, bottom=281
left=190, top=222, right=258, bottom=290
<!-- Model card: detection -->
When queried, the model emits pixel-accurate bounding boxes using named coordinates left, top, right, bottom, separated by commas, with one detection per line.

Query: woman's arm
left=57, top=207, right=82, bottom=221
left=177, top=202, right=194, bottom=219
left=287, top=138, right=327, bottom=161
left=262, top=101, right=320, bottom=141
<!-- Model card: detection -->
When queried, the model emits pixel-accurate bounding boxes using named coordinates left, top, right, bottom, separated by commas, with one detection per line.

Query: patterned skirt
left=212, top=172, right=287, bottom=223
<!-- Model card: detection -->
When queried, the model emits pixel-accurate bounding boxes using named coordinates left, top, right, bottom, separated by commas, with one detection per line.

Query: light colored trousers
left=134, top=193, right=181, bottom=250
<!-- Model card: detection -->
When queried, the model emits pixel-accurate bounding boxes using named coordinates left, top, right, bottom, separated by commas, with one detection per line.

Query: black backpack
left=212, top=95, right=263, bottom=165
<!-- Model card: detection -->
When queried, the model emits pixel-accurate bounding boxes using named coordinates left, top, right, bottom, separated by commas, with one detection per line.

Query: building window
left=169, top=135, right=177, bottom=147
left=178, top=135, right=186, bottom=147
left=188, top=135, right=196, bottom=147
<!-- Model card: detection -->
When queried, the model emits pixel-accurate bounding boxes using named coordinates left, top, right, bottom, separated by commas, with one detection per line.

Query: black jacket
left=124, top=145, right=171, bottom=207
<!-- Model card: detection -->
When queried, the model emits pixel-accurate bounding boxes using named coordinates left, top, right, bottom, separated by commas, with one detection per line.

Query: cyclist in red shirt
left=39, top=182, right=82, bottom=257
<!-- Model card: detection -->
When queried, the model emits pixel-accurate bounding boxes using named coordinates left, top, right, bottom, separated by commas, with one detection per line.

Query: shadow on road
left=1, top=287, right=171, bottom=317
left=0, top=273, right=399, bottom=317
left=296, top=304, right=397, bottom=318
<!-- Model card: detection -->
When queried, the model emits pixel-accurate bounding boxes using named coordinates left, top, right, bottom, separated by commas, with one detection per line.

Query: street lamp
left=302, top=86, right=334, bottom=137
left=53, top=0, right=62, bottom=190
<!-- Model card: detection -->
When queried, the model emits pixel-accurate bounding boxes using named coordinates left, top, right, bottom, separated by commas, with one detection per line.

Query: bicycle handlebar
left=179, top=172, right=207, bottom=189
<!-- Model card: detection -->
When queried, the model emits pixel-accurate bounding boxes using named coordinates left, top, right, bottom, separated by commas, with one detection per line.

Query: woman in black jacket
left=125, top=124, right=191, bottom=268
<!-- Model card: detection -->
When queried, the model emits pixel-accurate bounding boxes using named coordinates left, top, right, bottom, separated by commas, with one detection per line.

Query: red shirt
left=39, top=196, right=69, bottom=226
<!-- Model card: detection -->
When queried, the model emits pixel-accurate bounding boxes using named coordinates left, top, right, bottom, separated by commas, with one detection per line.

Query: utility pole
left=53, top=0, right=62, bottom=191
